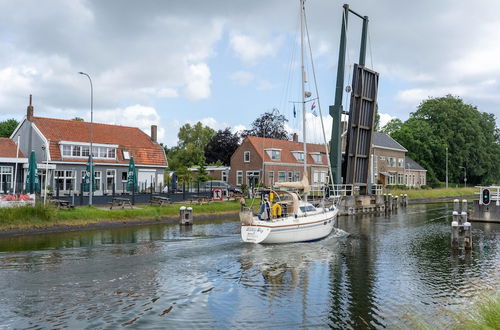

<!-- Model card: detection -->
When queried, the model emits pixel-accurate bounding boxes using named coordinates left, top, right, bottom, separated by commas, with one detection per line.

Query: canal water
left=0, top=203, right=498, bottom=329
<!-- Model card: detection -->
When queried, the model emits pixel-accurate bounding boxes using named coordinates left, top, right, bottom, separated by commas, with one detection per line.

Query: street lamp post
left=445, top=147, right=448, bottom=189
left=459, top=166, right=467, bottom=188
left=42, top=139, right=50, bottom=205
left=78, top=72, right=93, bottom=206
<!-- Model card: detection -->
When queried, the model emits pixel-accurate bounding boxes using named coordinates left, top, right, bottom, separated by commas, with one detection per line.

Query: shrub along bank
left=0, top=200, right=243, bottom=232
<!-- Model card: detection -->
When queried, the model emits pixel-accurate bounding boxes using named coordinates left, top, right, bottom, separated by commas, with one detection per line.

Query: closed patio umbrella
left=82, top=155, right=96, bottom=192
left=126, top=156, right=138, bottom=192
left=25, top=151, right=40, bottom=194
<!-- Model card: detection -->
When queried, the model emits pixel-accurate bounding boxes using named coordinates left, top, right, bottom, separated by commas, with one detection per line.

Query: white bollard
left=464, top=222, right=472, bottom=250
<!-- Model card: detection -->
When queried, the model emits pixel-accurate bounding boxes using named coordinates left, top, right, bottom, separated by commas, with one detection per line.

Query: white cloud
left=183, top=63, right=212, bottom=101
left=229, top=70, right=254, bottom=85
left=379, top=113, right=394, bottom=127
left=232, top=124, right=246, bottom=134
left=230, top=32, right=279, bottom=63
left=256, top=80, right=278, bottom=91
left=157, top=88, right=179, bottom=98
left=94, top=104, right=165, bottom=142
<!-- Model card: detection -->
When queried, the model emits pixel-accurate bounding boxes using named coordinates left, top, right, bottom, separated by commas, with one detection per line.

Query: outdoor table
left=109, top=197, right=133, bottom=209
left=50, top=199, right=73, bottom=209
left=150, top=195, right=172, bottom=206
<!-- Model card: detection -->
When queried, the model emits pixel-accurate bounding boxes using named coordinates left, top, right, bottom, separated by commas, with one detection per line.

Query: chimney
left=292, top=133, right=298, bottom=143
left=151, top=125, right=158, bottom=143
left=27, top=94, right=34, bottom=121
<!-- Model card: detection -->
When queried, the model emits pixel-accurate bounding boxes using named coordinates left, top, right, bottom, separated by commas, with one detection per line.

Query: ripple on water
left=0, top=207, right=498, bottom=329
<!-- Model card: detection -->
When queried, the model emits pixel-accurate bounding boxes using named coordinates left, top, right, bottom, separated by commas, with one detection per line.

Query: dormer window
left=265, top=149, right=281, bottom=161
left=244, top=151, right=250, bottom=162
left=292, top=151, right=304, bottom=162
left=59, top=141, right=117, bottom=160
left=310, top=152, right=322, bottom=163
left=123, top=150, right=130, bottom=160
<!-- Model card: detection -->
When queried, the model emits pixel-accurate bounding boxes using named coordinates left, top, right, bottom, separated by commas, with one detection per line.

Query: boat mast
left=300, top=0, right=307, bottom=191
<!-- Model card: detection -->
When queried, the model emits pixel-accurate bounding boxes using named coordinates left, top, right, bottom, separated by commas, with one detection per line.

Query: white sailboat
left=240, top=0, right=339, bottom=244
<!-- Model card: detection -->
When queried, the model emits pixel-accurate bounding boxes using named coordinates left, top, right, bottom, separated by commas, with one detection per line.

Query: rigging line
left=281, top=10, right=300, bottom=124
left=303, top=6, right=335, bottom=187
left=368, top=27, right=374, bottom=70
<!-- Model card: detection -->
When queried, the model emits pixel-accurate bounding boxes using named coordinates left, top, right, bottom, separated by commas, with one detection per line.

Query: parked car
left=201, top=180, right=242, bottom=195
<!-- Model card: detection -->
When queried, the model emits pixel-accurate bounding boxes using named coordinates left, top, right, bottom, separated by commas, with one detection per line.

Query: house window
left=94, top=171, right=101, bottom=191
left=380, top=156, right=385, bottom=161
left=236, top=170, right=243, bottom=185
left=55, top=170, right=75, bottom=191
left=265, top=149, right=281, bottom=161
left=244, top=151, right=250, bottom=162
left=313, top=171, right=319, bottom=183
left=121, top=171, right=128, bottom=181
left=0, top=166, right=13, bottom=193
left=61, top=144, right=116, bottom=159
left=320, top=171, right=327, bottom=183
left=82, top=146, right=89, bottom=157
left=294, top=171, right=300, bottom=181
left=398, top=158, right=404, bottom=168
left=268, top=171, right=274, bottom=185
left=107, top=148, right=116, bottom=158
left=123, top=150, right=130, bottom=160
left=388, top=173, right=396, bottom=185
left=287, top=171, right=293, bottom=182
left=221, top=171, right=228, bottom=182
left=72, top=146, right=80, bottom=157
left=278, top=171, right=286, bottom=182
left=387, top=157, right=396, bottom=167
left=106, top=169, right=116, bottom=192
left=246, top=171, right=260, bottom=186
left=62, top=145, right=72, bottom=157
left=310, top=153, right=322, bottom=163
left=292, top=151, right=304, bottom=162
left=398, top=173, right=404, bottom=184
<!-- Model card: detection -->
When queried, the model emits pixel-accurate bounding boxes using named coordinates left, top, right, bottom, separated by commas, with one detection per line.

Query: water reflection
left=0, top=205, right=498, bottom=328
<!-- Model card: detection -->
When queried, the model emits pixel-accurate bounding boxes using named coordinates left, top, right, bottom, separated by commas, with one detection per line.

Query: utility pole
left=446, top=147, right=448, bottom=189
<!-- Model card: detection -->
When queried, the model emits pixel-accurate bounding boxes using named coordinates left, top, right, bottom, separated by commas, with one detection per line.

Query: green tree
left=0, top=119, right=19, bottom=138
left=178, top=122, right=216, bottom=149
left=167, top=144, right=205, bottom=171
left=380, top=118, right=403, bottom=135
left=241, top=109, right=290, bottom=140
left=166, top=122, right=216, bottom=171
left=205, top=128, right=240, bottom=165
left=72, top=117, right=84, bottom=121
left=195, top=162, right=209, bottom=183
left=389, top=95, right=500, bottom=185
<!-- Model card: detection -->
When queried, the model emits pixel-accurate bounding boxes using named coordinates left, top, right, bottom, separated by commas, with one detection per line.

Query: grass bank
left=0, top=200, right=243, bottom=232
left=454, top=294, right=500, bottom=329
left=384, top=187, right=476, bottom=200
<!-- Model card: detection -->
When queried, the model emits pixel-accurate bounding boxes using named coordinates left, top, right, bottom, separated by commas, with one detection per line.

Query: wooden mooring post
left=179, top=206, right=193, bottom=225
left=451, top=199, right=472, bottom=250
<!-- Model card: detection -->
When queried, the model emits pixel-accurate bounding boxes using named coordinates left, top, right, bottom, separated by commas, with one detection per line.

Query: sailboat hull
left=241, top=209, right=338, bottom=244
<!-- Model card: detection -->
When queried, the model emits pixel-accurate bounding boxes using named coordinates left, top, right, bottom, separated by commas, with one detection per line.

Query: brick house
left=229, top=136, right=330, bottom=189
left=11, top=99, right=168, bottom=195
left=0, top=138, right=28, bottom=193
left=371, top=132, right=427, bottom=187
left=405, top=156, right=427, bottom=187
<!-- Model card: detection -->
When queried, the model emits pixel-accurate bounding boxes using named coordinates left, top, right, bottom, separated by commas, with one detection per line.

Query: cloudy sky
left=1, top=0, right=499, bottom=146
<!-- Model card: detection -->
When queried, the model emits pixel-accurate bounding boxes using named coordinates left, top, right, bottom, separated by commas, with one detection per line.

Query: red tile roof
left=246, top=136, right=329, bottom=165
left=0, top=138, right=25, bottom=158
left=32, top=117, right=167, bottom=166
